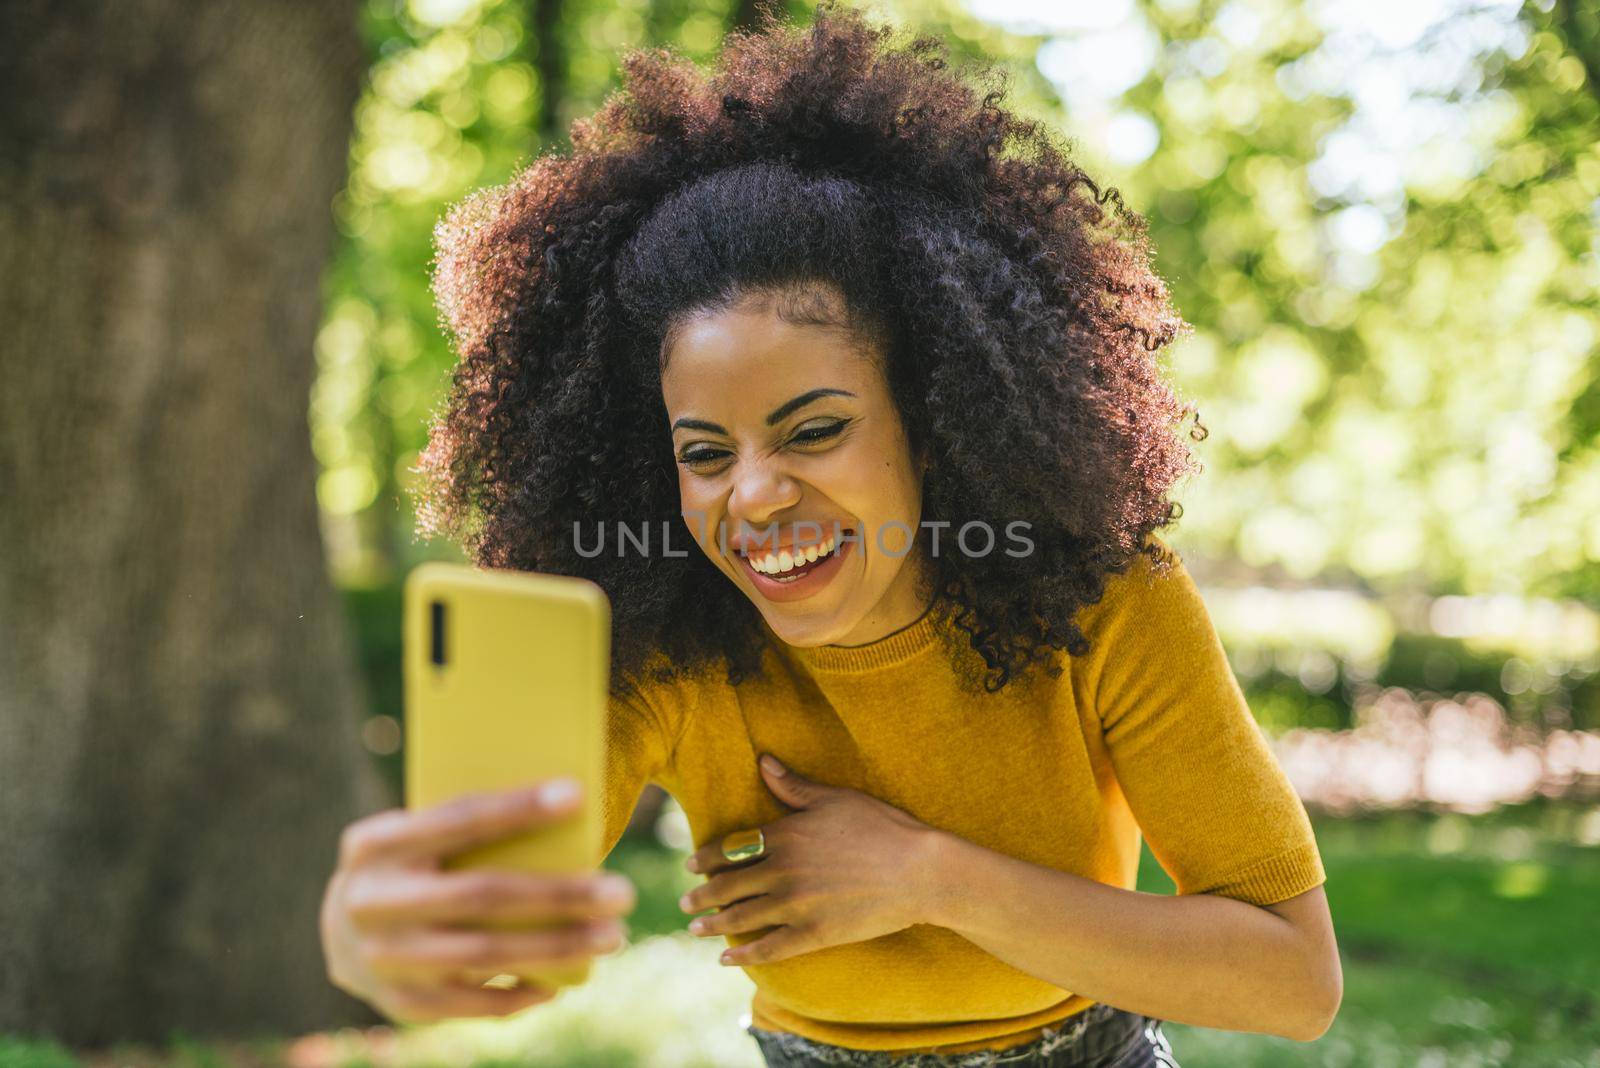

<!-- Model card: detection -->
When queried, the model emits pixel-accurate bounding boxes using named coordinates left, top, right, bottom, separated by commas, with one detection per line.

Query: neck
left=827, top=548, right=934, bottom=647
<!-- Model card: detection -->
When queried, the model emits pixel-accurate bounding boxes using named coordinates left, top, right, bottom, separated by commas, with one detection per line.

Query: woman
left=321, top=4, right=1341, bottom=1065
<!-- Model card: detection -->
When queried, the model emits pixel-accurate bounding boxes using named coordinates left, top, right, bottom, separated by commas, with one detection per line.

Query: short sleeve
left=598, top=671, right=678, bottom=864
left=1075, top=540, right=1326, bottom=906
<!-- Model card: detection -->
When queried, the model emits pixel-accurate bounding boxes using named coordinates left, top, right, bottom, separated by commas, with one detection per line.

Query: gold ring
left=721, top=827, right=766, bottom=863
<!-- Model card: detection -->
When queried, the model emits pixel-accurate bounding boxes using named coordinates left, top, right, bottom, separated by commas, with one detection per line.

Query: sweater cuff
left=1189, top=841, right=1327, bottom=906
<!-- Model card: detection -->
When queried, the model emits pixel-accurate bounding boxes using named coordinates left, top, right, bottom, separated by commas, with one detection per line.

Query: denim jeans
left=746, top=1002, right=1181, bottom=1068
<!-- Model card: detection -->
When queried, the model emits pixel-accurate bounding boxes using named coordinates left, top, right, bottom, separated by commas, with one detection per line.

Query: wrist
left=910, top=826, right=966, bottom=929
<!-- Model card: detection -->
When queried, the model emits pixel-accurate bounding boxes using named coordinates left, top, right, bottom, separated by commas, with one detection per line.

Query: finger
left=680, top=863, right=779, bottom=914
left=378, top=977, right=558, bottom=1025
left=685, top=825, right=780, bottom=877
left=687, top=894, right=783, bottom=938
left=759, top=757, right=846, bottom=810
left=722, top=924, right=817, bottom=966
left=341, top=780, right=583, bottom=869
left=361, top=919, right=627, bottom=983
left=348, top=869, right=635, bottom=929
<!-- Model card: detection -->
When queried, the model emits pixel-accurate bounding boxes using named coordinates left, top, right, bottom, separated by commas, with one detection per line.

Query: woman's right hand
left=319, top=777, right=636, bottom=1025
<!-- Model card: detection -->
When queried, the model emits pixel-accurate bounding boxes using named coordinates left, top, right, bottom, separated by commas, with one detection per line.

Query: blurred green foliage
left=314, top=0, right=1600, bottom=601
left=314, top=1, right=1600, bottom=756
left=1121, top=0, right=1599, bottom=601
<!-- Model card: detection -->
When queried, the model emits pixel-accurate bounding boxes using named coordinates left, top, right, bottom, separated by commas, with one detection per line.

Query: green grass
left=5, top=803, right=1597, bottom=1068
left=0, top=1037, right=79, bottom=1068
left=1149, top=802, right=1600, bottom=1068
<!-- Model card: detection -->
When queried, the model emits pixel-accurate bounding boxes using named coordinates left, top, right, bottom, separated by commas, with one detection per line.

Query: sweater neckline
left=764, top=599, right=942, bottom=673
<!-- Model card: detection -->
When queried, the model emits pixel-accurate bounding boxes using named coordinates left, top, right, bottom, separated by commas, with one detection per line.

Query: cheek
left=873, top=467, right=926, bottom=554
left=676, top=482, right=723, bottom=557
left=851, top=448, right=921, bottom=514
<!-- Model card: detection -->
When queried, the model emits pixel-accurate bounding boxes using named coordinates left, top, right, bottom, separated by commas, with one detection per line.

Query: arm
left=917, top=832, right=1342, bottom=1041
left=921, top=540, right=1340, bottom=1041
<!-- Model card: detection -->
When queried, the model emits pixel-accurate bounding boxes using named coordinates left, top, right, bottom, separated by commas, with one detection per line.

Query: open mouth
left=737, top=529, right=854, bottom=589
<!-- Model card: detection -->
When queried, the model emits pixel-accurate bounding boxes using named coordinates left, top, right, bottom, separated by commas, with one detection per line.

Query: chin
left=757, top=605, right=855, bottom=647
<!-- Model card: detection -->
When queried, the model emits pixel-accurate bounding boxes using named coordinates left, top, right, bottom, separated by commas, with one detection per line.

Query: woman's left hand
left=677, top=753, right=949, bottom=966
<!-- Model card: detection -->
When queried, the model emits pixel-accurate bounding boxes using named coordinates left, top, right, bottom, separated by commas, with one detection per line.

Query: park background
left=2, top=0, right=1598, bottom=1065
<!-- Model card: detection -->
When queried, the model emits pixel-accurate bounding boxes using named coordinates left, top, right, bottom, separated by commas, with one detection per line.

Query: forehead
left=660, top=302, right=877, bottom=414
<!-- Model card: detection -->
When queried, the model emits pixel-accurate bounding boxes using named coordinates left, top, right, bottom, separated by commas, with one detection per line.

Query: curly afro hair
left=413, top=0, right=1206, bottom=695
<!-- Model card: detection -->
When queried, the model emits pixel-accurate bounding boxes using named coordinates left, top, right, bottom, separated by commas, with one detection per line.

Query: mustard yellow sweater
left=599, top=542, right=1326, bottom=1054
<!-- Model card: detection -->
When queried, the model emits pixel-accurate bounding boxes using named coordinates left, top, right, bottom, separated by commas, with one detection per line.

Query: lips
left=735, top=531, right=854, bottom=602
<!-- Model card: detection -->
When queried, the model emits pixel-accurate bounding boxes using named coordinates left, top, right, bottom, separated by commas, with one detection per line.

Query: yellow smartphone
left=402, top=561, right=610, bottom=992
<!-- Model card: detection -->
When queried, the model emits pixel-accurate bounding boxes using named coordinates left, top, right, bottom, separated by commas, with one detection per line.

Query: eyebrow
left=670, top=388, right=857, bottom=435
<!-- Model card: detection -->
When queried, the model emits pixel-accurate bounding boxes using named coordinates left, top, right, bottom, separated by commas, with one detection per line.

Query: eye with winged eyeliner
left=677, top=419, right=849, bottom=467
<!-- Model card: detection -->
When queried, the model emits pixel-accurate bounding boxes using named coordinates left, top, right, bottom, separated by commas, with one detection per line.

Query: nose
left=727, top=455, right=803, bottom=530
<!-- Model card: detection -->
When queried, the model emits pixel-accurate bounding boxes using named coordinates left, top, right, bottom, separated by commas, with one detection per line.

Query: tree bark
left=0, top=0, right=390, bottom=1045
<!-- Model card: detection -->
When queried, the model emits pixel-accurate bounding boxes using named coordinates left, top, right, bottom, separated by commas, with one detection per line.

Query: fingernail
left=685, top=855, right=700, bottom=873
left=599, top=876, right=632, bottom=904
left=678, top=893, right=693, bottom=911
left=590, top=923, right=619, bottom=948
left=539, top=777, right=579, bottom=805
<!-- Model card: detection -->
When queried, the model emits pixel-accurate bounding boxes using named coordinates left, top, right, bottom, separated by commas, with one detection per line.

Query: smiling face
left=661, top=286, right=931, bottom=648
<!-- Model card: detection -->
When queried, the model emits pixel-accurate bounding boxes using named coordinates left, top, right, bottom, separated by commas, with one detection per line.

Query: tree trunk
left=0, top=0, right=390, bottom=1045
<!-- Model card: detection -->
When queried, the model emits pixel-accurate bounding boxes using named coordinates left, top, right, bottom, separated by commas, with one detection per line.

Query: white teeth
left=747, top=534, right=837, bottom=575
